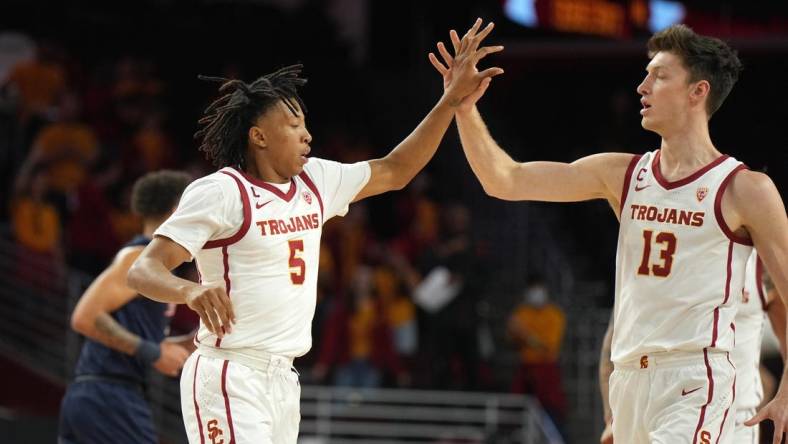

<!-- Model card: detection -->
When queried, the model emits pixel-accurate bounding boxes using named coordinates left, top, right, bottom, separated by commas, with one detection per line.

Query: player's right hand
left=154, top=342, right=190, bottom=377
left=185, top=285, right=235, bottom=337
left=600, top=421, right=614, bottom=444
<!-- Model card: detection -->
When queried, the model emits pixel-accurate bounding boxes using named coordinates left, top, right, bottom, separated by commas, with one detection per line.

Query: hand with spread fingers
left=429, top=18, right=504, bottom=110
left=745, top=391, right=788, bottom=444
left=185, top=285, right=235, bottom=338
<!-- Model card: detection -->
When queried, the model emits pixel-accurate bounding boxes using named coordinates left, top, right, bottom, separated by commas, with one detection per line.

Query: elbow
left=70, top=311, right=89, bottom=335
left=482, top=183, right=513, bottom=201
left=126, top=262, right=142, bottom=292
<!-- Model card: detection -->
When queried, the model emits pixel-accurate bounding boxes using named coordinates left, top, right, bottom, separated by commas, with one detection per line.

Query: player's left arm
left=352, top=19, right=504, bottom=202
left=732, top=171, right=788, bottom=438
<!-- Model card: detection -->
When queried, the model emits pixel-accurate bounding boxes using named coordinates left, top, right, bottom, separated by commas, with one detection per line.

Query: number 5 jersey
left=155, top=158, right=370, bottom=358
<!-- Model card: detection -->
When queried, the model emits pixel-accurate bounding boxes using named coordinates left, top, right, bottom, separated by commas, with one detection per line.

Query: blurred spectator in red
left=508, top=277, right=567, bottom=429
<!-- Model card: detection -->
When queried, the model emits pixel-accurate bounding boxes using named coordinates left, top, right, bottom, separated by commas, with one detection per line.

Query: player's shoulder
left=727, top=169, right=778, bottom=203
left=183, top=168, right=239, bottom=197
left=112, top=245, right=146, bottom=270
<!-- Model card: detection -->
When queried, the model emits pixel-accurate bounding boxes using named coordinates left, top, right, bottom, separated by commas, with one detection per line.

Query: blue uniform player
left=59, top=170, right=193, bottom=444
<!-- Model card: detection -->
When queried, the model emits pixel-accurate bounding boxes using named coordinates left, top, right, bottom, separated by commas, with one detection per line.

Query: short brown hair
left=131, top=170, right=191, bottom=219
left=647, top=24, right=742, bottom=117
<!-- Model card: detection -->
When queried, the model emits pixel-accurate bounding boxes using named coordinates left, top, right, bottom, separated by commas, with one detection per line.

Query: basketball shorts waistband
left=614, top=349, right=729, bottom=370
left=197, top=345, right=295, bottom=374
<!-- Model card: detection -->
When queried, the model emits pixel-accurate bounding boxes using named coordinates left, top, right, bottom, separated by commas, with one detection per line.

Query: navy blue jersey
left=74, top=235, right=172, bottom=383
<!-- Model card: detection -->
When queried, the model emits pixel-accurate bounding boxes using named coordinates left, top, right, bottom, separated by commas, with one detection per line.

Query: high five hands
left=430, top=18, right=504, bottom=111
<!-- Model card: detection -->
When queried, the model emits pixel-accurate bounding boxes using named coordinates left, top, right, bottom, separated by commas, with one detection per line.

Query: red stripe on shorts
left=193, top=355, right=205, bottom=444
left=221, top=360, right=236, bottom=444
left=715, top=353, right=736, bottom=444
left=692, top=348, right=715, bottom=444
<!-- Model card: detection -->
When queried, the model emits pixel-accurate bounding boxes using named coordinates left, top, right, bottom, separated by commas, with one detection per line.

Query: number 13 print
left=637, top=230, right=677, bottom=277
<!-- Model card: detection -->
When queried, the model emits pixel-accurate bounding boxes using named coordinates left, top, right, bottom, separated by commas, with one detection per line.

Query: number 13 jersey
left=612, top=150, right=752, bottom=364
left=156, top=158, right=370, bottom=358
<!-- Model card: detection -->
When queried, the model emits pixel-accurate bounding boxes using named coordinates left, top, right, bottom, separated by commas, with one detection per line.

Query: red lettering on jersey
left=286, top=218, right=297, bottom=232
left=665, top=208, right=677, bottom=224
left=630, top=204, right=704, bottom=228
left=295, top=216, right=305, bottom=231
left=656, top=207, right=668, bottom=223
left=302, top=215, right=315, bottom=229
left=256, top=221, right=267, bottom=236
left=269, top=220, right=281, bottom=235
left=311, top=213, right=319, bottom=227
left=277, top=220, right=287, bottom=233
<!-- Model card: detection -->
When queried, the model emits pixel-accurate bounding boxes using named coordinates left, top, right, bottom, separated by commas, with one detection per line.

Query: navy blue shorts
left=58, top=380, right=156, bottom=444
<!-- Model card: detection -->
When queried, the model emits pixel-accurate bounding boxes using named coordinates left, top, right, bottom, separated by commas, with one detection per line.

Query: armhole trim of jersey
left=298, top=170, right=324, bottom=223
left=619, top=154, right=642, bottom=215
left=204, top=171, right=252, bottom=249
left=755, top=255, right=768, bottom=311
left=713, top=164, right=753, bottom=246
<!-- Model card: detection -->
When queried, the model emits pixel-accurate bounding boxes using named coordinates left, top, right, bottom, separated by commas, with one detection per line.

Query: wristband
left=134, top=340, right=161, bottom=365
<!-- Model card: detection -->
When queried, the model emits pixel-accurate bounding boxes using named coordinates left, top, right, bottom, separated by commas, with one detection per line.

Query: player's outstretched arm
left=352, top=18, right=504, bottom=202
left=128, top=236, right=236, bottom=338
left=428, top=28, right=633, bottom=205
left=734, top=171, right=788, bottom=442
left=72, top=246, right=189, bottom=376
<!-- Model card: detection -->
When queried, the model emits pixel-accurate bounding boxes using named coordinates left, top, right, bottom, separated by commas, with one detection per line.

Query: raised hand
left=429, top=18, right=504, bottom=111
left=185, top=284, right=235, bottom=338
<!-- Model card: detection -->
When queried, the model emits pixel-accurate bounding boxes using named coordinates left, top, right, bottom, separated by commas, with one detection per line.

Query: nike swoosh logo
left=682, top=386, right=703, bottom=396
left=256, top=200, right=273, bottom=210
left=634, top=184, right=651, bottom=192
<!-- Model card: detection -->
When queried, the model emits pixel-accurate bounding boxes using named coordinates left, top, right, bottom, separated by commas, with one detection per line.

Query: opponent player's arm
left=353, top=19, right=504, bottom=202
left=128, top=236, right=235, bottom=337
left=71, top=247, right=189, bottom=374
left=732, top=171, right=788, bottom=437
left=71, top=247, right=147, bottom=355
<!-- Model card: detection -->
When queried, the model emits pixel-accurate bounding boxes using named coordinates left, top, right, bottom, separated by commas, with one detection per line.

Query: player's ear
left=688, top=79, right=710, bottom=108
left=249, top=126, right=267, bottom=148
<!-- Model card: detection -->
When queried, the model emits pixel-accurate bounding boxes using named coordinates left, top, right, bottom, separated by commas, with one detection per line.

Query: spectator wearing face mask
left=507, top=277, right=567, bottom=430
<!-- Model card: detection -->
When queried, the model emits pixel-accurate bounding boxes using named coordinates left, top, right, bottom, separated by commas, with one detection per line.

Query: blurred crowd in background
left=1, top=1, right=786, bottom=440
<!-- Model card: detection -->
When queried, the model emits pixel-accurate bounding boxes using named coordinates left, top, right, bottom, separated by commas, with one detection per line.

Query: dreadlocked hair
left=195, top=64, right=307, bottom=168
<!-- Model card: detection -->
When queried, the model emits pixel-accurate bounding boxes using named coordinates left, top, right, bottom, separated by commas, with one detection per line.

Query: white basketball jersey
left=732, top=250, right=767, bottom=410
left=612, top=150, right=753, bottom=363
left=156, top=158, right=370, bottom=358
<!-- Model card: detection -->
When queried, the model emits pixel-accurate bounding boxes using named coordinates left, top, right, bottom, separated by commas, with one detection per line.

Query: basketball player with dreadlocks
left=127, top=19, right=503, bottom=443
left=430, top=23, right=788, bottom=443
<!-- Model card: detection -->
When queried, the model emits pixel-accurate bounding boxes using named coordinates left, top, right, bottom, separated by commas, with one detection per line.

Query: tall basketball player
left=127, top=19, right=503, bottom=443
left=430, top=23, right=788, bottom=443
left=598, top=249, right=786, bottom=444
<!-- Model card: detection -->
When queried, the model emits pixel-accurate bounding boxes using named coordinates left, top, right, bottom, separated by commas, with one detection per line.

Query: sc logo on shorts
left=700, top=430, right=711, bottom=444
left=207, top=419, right=225, bottom=444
